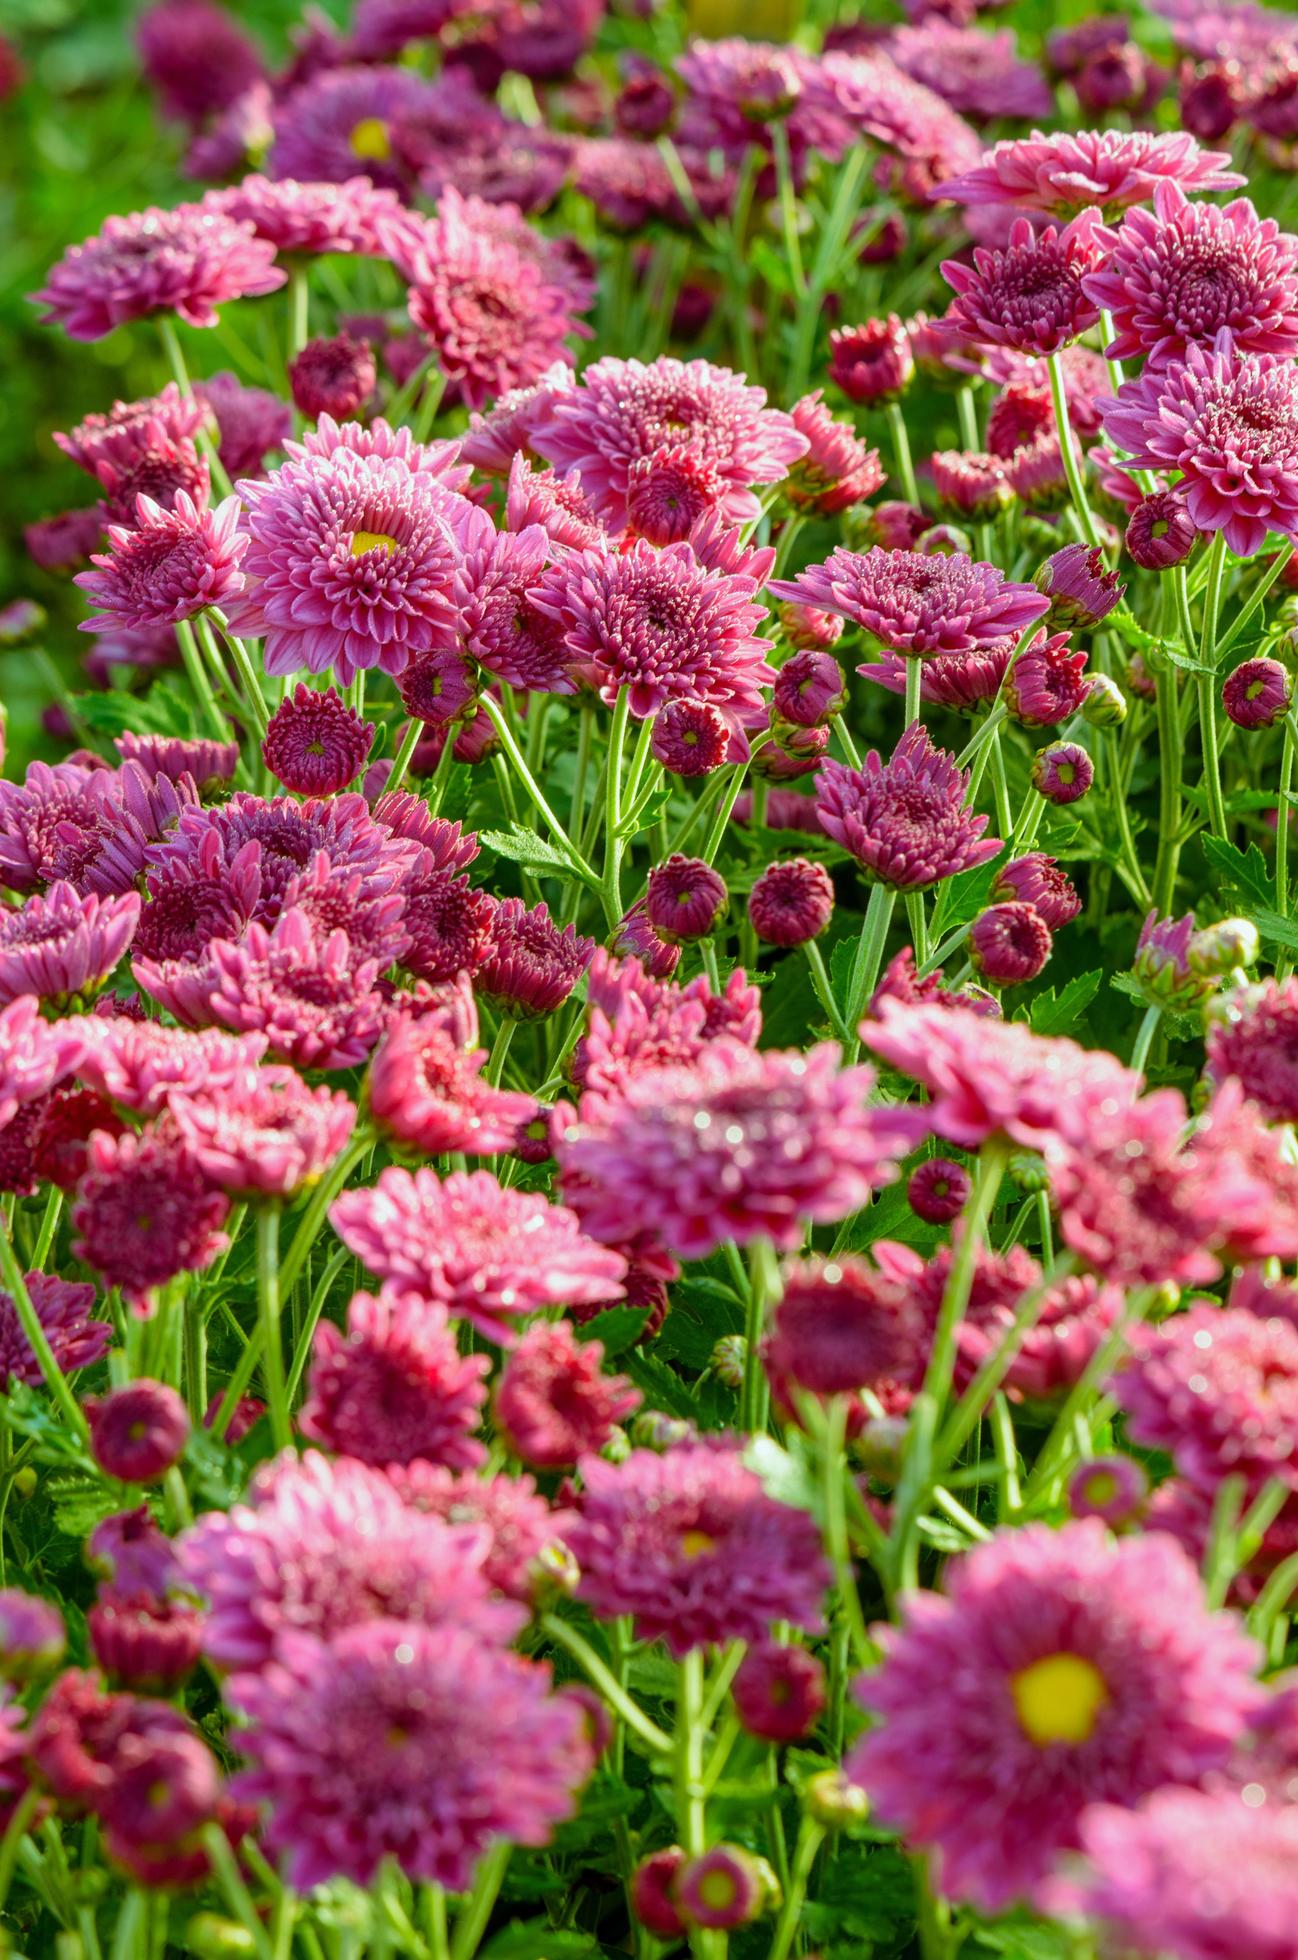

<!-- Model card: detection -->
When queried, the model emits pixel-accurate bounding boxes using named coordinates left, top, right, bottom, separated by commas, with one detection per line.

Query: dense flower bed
left=6, top=0, right=1298, bottom=1955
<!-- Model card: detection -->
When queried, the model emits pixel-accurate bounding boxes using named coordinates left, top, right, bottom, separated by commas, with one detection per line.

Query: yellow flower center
left=1010, top=1653, right=1109, bottom=1746
left=1079, top=1469, right=1118, bottom=1508
left=696, top=1869, right=738, bottom=1911
left=349, top=117, right=391, bottom=161
left=680, top=1529, right=715, bottom=1560
left=350, top=530, right=399, bottom=558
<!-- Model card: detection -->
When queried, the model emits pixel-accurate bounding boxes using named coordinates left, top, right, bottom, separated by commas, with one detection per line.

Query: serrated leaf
left=1201, top=834, right=1274, bottom=908
left=574, top=1305, right=649, bottom=1355
left=743, top=1434, right=822, bottom=1517
left=1251, top=906, right=1298, bottom=953
left=478, top=825, right=593, bottom=885
left=929, top=857, right=1003, bottom=940
left=622, top=1348, right=700, bottom=1420
left=1029, top=969, right=1102, bottom=1037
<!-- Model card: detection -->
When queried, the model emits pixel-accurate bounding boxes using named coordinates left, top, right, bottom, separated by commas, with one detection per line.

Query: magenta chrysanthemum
left=1099, top=328, right=1298, bottom=557
left=1113, top=1303, right=1298, bottom=1493
left=532, top=536, right=774, bottom=721
left=227, top=1620, right=588, bottom=1890
left=169, top=1065, right=355, bottom=1199
left=888, top=23, right=1054, bottom=121
left=262, top=685, right=375, bottom=796
left=194, top=371, right=291, bottom=480
left=204, top=175, right=409, bottom=257
left=179, top=1451, right=524, bottom=1672
left=476, top=897, right=595, bottom=1020
left=223, top=444, right=470, bottom=687
left=391, top=1464, right=561, bottom=1601
left=1207, top=978, right=1298, bottom=1121
left=0, top=882, right=139, bottom=1006
left=558, top=1038, right=925, bottom=1260
left=816, top=725, right=1001, bottom=891
left=494, top=1320, right=640, bottom=1470
left=300, top=1287, right=489, bottom=1470
left=770, top=546, right=1047, bottom=659
left=566, top=1438, right=831, bottom=1654
left=368, top=1008, right=535, bottom=1156
left=0, top=1273, right=110, bottom=1390
left=849, top=1520, right=1263, bottom=1911
left=936, top=127, right=1245, bottom=215
left=34, top=203, right=284, bottom=339
left=70, top=1126, right=230, bottom=1312
left=0, top=997, right=84, bottom=1130
left=941, top=215, right=1103, bottom=355
left=330, top=1167, right=627, bottom=1342
left=447, top=510, right=572, bottom=695
left=266, top=65, right=434, bottom=188
left=532, top=355, right=809, bottom=526
left=74, top=1021, right=266, bottom=1118
left=75, top=492, right=246, bottom=634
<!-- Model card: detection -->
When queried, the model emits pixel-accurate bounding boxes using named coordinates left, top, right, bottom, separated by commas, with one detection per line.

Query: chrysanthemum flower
left=532, top=536, right=774, bottom=721
left=227, top=1620, right=588, bottom=1890
left=970, top=901, right=1053, bottom=984
left=1033, top=739, right=1094, bottom=803
left=368, top=1009, right=535, bottom=1156
left=195, top=371, right=292, bottom=480
left=888, top=22, right=1054, bottom=121
left=849, top=1520, right=1262, bottom=1910
left=733, top=1641, right=826, bottom=1744
left=532, top=355, right=809, bottom=527
left=75, top=492, right=247, bottom=634
left=330, top=1166, right=627, bottom=1342
left=936, top=127, right=1245, bottom=214
left=993, top=852, right=1081, bottom=928
left=300, top=1288, right=489, bottom=1470
left=399, top=868, right=495, bottom=986
left=569, top=953, right=761, bottom=1104
left=223, top=445, right=469, bottom=687
left=567, top=1438, right=831, bottom=1653
left=858, top=641, right=1012, bottom=714
left=0, top=883, right=139, bottom=1005
left=816, top=725, right=1001, bottom=891
left=448, top=511, right=573, bottom=695
left=475, top=897, right=595, bottom=1020
left=770, top=546, right=1048, bottom=659
left=1099, top=328, right=1298, bottom=557
left=1035, top=543, right=1125, bottom=631
left=494, top=1321, right=640, bottom=1469
left=0, top=1274, right=110, bottom=1390
left=137, top=0, right=263, bottom=122
left=0, top=997, right=84, bottom=1131
left=645, top=858, right=728, bottom=945
left=503, top=455, right=606, bottom=552
left=266, top=65, right=432, bottom=188
left=56, top=384, right=209, bottom=475
left=907, top=1156, right=971, bottom=1225
left=262, top=685, right=375, bottom=796
left=460, top=364, right=576, bottom=475
left=288, top=333, right=376, bottom=425
left=941, top=214, right=1104, bottom=355
left=204, top=174, right=408, bottom=257
left=1223, top=656, right=1292, bottom=729
left=390, top=1463, right=562, bottom=1601
left=34, top=203, right=285, bottom=339
left=783, top=392, right=885, bottom=514
left=558, top=1038, right=925, bottom=1260
left=169, top=1065, right=355, bottom=1199
left=115, top=731, right=238, bottom=793
left=913, top=1239, right=1120, bottom=1400
left=763, top=1246, right=930, bottom=1406
left=71, top=1126, right=230, bottom=1312
left=180, top=1451, right=524, bottom=1671
left=1114, top=1303, right=1298, bottom=1493
left=87, top=1379, right=189, bottom=1483
left=1207, top=978, right=1298, bottom=1120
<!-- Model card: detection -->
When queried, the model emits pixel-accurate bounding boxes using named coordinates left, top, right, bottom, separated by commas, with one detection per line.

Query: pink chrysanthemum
left=56, top=383, right=208, bottom=474
left=970, top=901, right=1053, bottom=984
left=399, top=869, right=494, bottom=985
left=390, top=1463, right=562, bottom=1602
left=460, top=365, right=576, bottom=474
left=770, top=545, right=1047, bottom=659
left=368, top=1009, right=535, bottom=1156
left=532, top=355, right=809, bottom=527
left=294, top=415, right=471, bottom=494
left=1003, top=630, right=1092, bottom=726
left=0, top=882, right=139, bottom=1006
left=35, top=203, right=284, bottom=340
left=1113, top=1303, right=1298, bottom=1493
left=748, top=859, right=836, bottom=947
left=645, top=858, right=728, bottom=945
left=532, top=536, right=774, bottom=721
left=816, top=725, right=1001, bottom=891
left=0, top=1273, right=110, bottom=1390
left=858, top=640, right=1012, bottom=713
left=169, top=1065, right=355, bottom=1199
left=137, top=0, right=263, bottom=123
left=300, top=1287, right=489, bottom=1470
left=75, top=492, right=246, bottom=634
left=289, top=334, right=376, bottom=424
left=447, top=510, right=572, bottom=695
left=114, top=731, right=237, bottom=793
left=0, top=997, right=84, bottom=1130
left=849, top=1520, right=1263, bottom=1911
left=888, top=23, right=1054, bottom=121
left=569, top=953, right=761, bottom=1104
left=266, top=65, right=434, bottom=189
left=1086, top=182, right=1298, bottom=367
left=914, top=1239, right=1121, bottom=1400
left=503, top=454, right=606, bottom=551
left=228, top=1620, right=587, bottom=1890
left=763, top=1246, right=930, bottom=1410
left=829, top=317, right=915, bottom=406
left=71, top=1126, right=230, bottom=1312
left=567, top=1438, right=831, bottom=1654
left=1099, top=327, right=1298, bottom=556
left=941, top=215, right=1104, bottom=356
left=1207, top=978, right=1298, bottom=1121
left=936, top=127, right=1245, bottom=215
left=204, top=176, right=408, bottom=258
left=1068, top=1787, right=1298, bottom=1960
left=262, top=685, right=375, bottom=796
left=180, top=1451, right=523, bottom=1672
left=194, top=372, right=291, bottom=480
left=223, top=444, right=470, bottom=687
left=993, top=852, right=1081, bottom=927
left=75, top=1021, right=266, bottom=1119
left=862, top=998, right=1140, bottom=1151
left=784, top=391, right=886, bottom=515
left=624, top=445, right=729, bottom=545
left=331, top=1167, right=627, bottom=1342
left=558, top=1038, right=925, bottom=1260
left=494, top=1321, right=640, bottom=1470
left=476, top=898, right=595, bottom=1020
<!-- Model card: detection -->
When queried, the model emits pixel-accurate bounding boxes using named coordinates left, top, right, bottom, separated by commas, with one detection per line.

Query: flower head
left=732, top=1641, right=826, bottom=1743
left=1207, top=978, right=1298, bottom=1123
left=0, top=1589, right=66, bottom=1679
left=75, top=492, right=247, bottom=633
left=170, top=1065, right=355, bottom=1199
left=289, top=333, right=376, bottom=423
left=475, top=897, right=595, bottom=1019
left=1114, top=1303, right=1298, bottom=1494
left=262, top=685, right=375, bottom=796
left=88, top=1380, right=189, bottom=1483
left=331, top=1167, right=626, bottom=1342
left=849, top=1520, right=1262, bottom=1910
left=651, top=699, right=732, bottom=777
left=889, top=22, right=1054, bottom=121
left=494, top=1321, right=640, bottom=1469
left=368, top=1010, right=534, bottom=1157
left=993, top=852, right=1081, bottom=927
left=763, top=1246, right=930, bottom=1406
left=941, top=215, right=1104, bottom=355
left=828, top=317, right=915, bottom=404
left=390, top=1463, right=562, bottom=1601
left=1100, top=329, right=1298, bottom=558
left=748, top=859, right=835, bottom=947
left=1126, top=488, right=1199, bottom=568
left=937, top=127, right=1244, bottom=215
left=970, top=901, right=1053, bottom=985
left=71, top=1126, right=230, bottom=1312
left=1035, top=543, right=1125, bottom=630
left=1224, top=656, right=1292, bottom=729
left=645, top=857, right=728, bottom=944
left=227, top=1621, right=587, bottom=1890
left=300, top=1288, right=489, bottom=1470
left=908, top=1156, right=971, bottom=1224
left=783, top=392, right=885, bottom=514
left=1033, top=740, right=1093, bottom=803
left=195, top=371, right=292, bottom=480
left=74, top=1021, right=266, bottom=1118
left=0, top=883, right=139, bottom=1005
left=816, top=725, right=1001, bottom=891
left=0, top=1274, right=110, bottom=1390
left=770, top=546, right=1048, bottom=659
left=265, top=65, right=436, bottom=188
left=35, top=203, right=284, bottom=340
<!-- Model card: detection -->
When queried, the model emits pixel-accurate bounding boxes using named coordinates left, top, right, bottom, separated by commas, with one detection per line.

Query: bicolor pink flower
left=1114, top=1303, right=1298, bottom=1493
left=391, top=1463, right=562, bottom=1602
left=460, top=365, right=577, bottom=475
left=936, top=127, right=1244, bottom=215
left=448, top=509, right=572, bottom=695
left=300, top=1288, right=489, bottom=1470
left=817, top=725, right=1001, bottom=891
left=227, top=1621, right=587, bottom=1890
left=532, top=355, right=809, bottom=527
left=71, top=1126, right=230, bottom=1312
left=75, top=492, right=247, bottom=634
left=476, top=897, right=594, bottom=1019
left=941, top=214, right=1104, bottom=355
left=330, top=1167, right=627, bottom=1342
left=567, top=1439, right=831, bottom=1654
left=1099, top=328, right=1298, bottom=557
left=34, top=203, right=284, bottom=339
left=570, top=953, right=761, bottom=1104
left=368, top=1010, right=534, bottom=1157
left=0, top=997, right=84, bottom=1131
left=204, top=175, right=408, bottom=258
left=74, top=1021, right=266, bottom=1118
left=532, top=537, right=774, bottom=721
left=169, top=1065, right=355, bottom=1199
left=262, top=685, right=375, bottom=796
left=770, top=546, right=1047, bottom=659
left=56, top=383, right=209, bottom=474
left=558, top=1038, right=925, bottom=1260
left=849, top=1520, right=1262, bottom=1910
left=494, top=1320, right=639, bottom=1469
left=0, top=1274, right=110, bottom=1390
left=180, top=1451, right=523, bottom=1671
left=223, top=446, right=469, bottom=687
left=0, top=883, right=139, bottom=1005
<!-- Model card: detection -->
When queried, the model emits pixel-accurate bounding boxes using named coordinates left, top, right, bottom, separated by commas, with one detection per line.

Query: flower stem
left=1151, top=657, right=1184, bottom=916
left=288, top=266, right=310, bottom=361
left=844, top=881, right=897, bottom=1059
left=449, top=1842, right=510, bottom=1960
left=922, top=1139, right=1008, bottom=1419
left=740, top=1237, right=776, bottom=1434
left=540, top=1614, right=672, bottom=1754
left=767, top=1816, right=826, bottom=1960
left=601, top=687, right=632, bottom=926
left=1196, top=670, right=1229, bottom=840
left=256, top=1203, right=291, bottom=1453
left=675, top=1648, right=707, bottom=1856
left=175, top=617, right=235, bottom=745
left=477, top=693, right=597, bottom=892
left=0, top=1786, right=39, bottom=1915
left=701, top=761, right=749, bottom=864
left=1129, top=1003, right=1162, bottom=1074
left=386, top=717, right=423, bottom=799
left=0, top=1214, right=89, bottom=1446
left=1046, top=352, right=1100, bottom=551
left=903, top=654, right=923, bottom=726
left=1280, top=714, right=1297, bottom=919
left=886, top=401, right=919, bottom=507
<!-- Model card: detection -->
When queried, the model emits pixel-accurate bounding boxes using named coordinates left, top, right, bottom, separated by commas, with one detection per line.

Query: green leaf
left=1029, top=969, right=1102, bottom=1037
left=479, top=825, right=588, bottom=883
left=1201, top=834, right=1274, bottom=908
left=574, top=1305, right=649, bottom=1355
left=622, top=1348, right=700, bottom=1421
left=1251, top=906, right=1298, bottom=953
left=929, top=858, right=1003, bottom=940
left=743, top=1434, right=822, bottom=1517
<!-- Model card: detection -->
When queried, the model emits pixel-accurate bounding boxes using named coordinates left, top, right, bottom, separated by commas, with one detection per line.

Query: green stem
left=821, top=1395, right=874, bottom=1665
left=206, top=615, right=269, bottom=741
left=601, top=687, right=631, bottom=927
left=1046, top=351, right=1100, bottom=550
left=386, top=718, right=423, bottom=800
left=805, top=939, right=852, bottom=1043
left=0, top=1216, right=89, bottom=1445
left=701, top=762, right=749, bottom=864
left=0, top=1786, right=39, bottom=1915
left=1280, top=714, right=1297, bottom=920
left=1129, top=1003, right=1162, bottom=1074
left=886, top=401, right=919, bottom=507
left=740, top=1238, right=776, bottom=1434
left=1196, top=669, right=1230, bottom=841
left=767, top=1817, right=826, bottom=1960
left=174, top=617, right=234, bottom=745
left=922, top=1141, right=1007, bottom=1423
left=477, top=694, right=596, bottom=889
left=1152, top=658, right=1184, bottom=916
left=956, top=383, right=980, bottom=453
left=1215, top=541, right=1294, bottom=663
left=31, top=1186, right=62, bottom=1271
left=288, top=266, right=310, bottom=361
left=844, top=882, right=897, bottom=1057
left=256, top=1204, right=291, bottom=1453
left=771, top=123, right=806, bottom=297
left=540, top=1614, right=672, bottom=1754
left=934, top=1255, right=1077, bottom=1471
left=903, top=654, right=923, bottom=726
left=675, top=1649, right=707, bottom=1856
left=486, top=1019, right=516, bottom=1088
left=449, top=1842, right=511, bottom=1960
left=202, top=1825, right=275, bottom=1960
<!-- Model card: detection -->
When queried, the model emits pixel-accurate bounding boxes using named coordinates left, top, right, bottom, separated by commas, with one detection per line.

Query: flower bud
left=1079, top=674, right=1127, bottom=726
left=1067, top=1455, right=1148, bottom=1530
left=1125, top=490, right=1196, bottom=570
left=907, top=1157, right=970, bottom=1224
left=185, top=1916, right=259, bottom=1960
left=0, top=599, right=47, bottom=649
left=650, top=698, right=731, bottom=777
left=1132, top=911, right=1215, bottom=1013
left=676, top=1845, right=772, bottom=1929
left=1008, top=1149, right=1050, bottom=1193
left=1222, top=656, right=1291, bottom=730
left=805, top=1769, right=870, bottom=1830
left=631, top=1848, right=688, bottom=1938
left=1035, top=543, right=1125, bottom=630
left=710, top=1334, right=747, bottom=1389
left=88, top=1381, right=190, bottom=1484
left=1188, top=916, right=1259, bottom=976
left=733, top=1641, right=826, bottom=1743
left=645, top=856, right=728, bottom=943
left=773, top=650, right=846, bottom=727
left=829, top=317, right=913, bottom=404
left=969, top=903, right=1053, bottom=986
left=1032, top=741, right=1093, bottom=804
left=748, top=858, right=835, bottom=947
left=289, top=332, right=376, bottom=422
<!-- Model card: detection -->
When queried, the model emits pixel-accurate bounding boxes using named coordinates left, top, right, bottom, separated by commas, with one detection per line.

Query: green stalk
left=1129, top=1003, right=1162, bottom=1074
left=449, top=1843, right=510, bottom=1960
left=675, top=1648, right=707, bottom=1857
left=0, top=1216, right=89, bottom=1445
left=701, top=761, right=750, bottom=864
left=740, top=1237, right=776, bottom=1434
left=1046, top=352, right=1100, bottom=550
left=771, top=123, right=806, bottom=296
left=540, top=1614, right=672, bottom=1754
left=477, top=693, right=596, bottom=890
left=886, top=401, right=919, bottom=507
left=1196, top=669, right=1229, bottom=840
left=385, top=717, right=423, bottom=799
left=288, top=265, right=310, bottom=360
left=256, top=1204, right=291, bottom=1453
left=1280, top=713, right=1297, bottom=920
left=766, top=1816, right=826, bottom=1960
left=205, top=615, right=269, bottom=741
left=1151, top=658, right=1184, bottom=916
left=1215, top=541, right=1294, bottom=663
left=174, top=617, right=234, bottom=745
left=903, top=654, right=923, bottom=726
left=601, top=687, right=631, bottom=927
left=920, top=1139, right=1008, bottom=1419
left=0, top=1787, right=39, bottom=1915
left=844, top=882, right=897, bottom=1057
